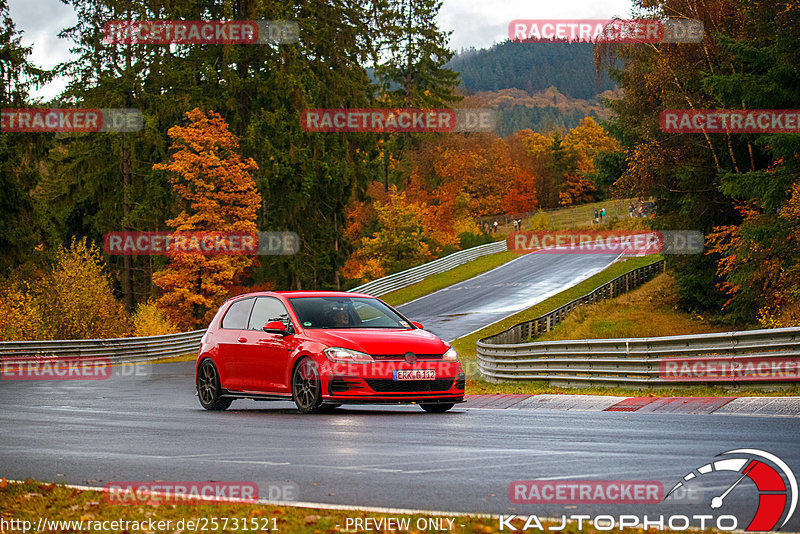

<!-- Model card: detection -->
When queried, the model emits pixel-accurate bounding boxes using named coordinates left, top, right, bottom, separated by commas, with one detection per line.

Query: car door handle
left=237, top=337, right=247, bottom=343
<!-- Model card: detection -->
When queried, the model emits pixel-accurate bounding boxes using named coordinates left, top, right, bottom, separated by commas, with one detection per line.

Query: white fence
left=349, top=240, right=508, bottom=296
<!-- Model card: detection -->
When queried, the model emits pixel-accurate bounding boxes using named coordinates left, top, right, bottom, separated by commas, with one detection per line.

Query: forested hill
left=448, top=41, right=616, bottom=100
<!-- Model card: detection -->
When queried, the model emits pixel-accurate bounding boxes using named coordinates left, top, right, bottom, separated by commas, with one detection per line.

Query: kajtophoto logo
left=499, top=449, right=796, bottom=531
left=665, top=449, right=797, bottom=531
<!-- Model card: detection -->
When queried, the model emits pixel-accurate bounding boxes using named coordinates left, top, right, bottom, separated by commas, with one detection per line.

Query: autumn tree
left=0, top=238, right=129, bottom=340
left=152, top=109, right=261, bottom=329
left=559, top=175, right=598, bottom=206
left=595, top=0, right=800, bottom=320
left=516, top=122, right=617, bottom=208
left=342, top=186, right=434, bottom=281
left=563, top=117, right=620, bottom=176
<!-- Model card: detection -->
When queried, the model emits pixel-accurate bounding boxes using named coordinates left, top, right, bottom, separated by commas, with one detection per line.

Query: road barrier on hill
left=477, top=326, right=800, bottom=387
left=0, top=330, right=205, bottom=365
left=349, top=240, right=508, bottom=297
left=479, top=260, right=666, bottom=345
left=477, top=260, right=800, bottom=387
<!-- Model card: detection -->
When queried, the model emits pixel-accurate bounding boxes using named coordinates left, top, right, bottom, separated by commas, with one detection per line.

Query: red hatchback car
left=195, top=291, right=465, bottom=413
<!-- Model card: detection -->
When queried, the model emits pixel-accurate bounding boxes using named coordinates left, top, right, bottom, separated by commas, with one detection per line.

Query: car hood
left=302, top=328, right=448, bottom=355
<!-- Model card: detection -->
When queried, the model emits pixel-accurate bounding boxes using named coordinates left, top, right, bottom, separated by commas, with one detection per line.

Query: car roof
left=226, top=290, right=374, bottom=301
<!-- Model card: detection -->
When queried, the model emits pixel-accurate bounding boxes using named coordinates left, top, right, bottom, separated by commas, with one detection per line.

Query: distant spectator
left=600, top=208, right=606, bottom=222
left=629, top=203, right=635, bottom=218
left=493, top=221, right=498, bottom=233
left=593, top=208, right=599, bottom=224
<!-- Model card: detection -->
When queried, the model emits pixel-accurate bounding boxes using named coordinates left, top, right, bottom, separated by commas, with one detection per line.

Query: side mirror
left=263, top=321, right=288, bottom=335
left=411, top=321, right=424, bottom=330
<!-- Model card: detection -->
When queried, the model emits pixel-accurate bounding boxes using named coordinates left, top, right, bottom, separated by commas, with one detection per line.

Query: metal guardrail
left=477, top=326, right=800, bottom=387
left=0, top=330, right=205, bottom=364
left=480, top=260, right=666, bottom=345
left=477, top=259, right=800, bottom=387
left=349, top=240, right=508, bottom=296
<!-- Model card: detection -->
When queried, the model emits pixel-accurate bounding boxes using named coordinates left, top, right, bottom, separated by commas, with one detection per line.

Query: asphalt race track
left=397, top=252, right=621, bottom=341
left=2, top=362, right=799, bottom=530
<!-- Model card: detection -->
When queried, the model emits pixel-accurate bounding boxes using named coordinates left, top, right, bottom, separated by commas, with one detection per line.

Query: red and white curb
left=461, top=394, right=800, bottom=416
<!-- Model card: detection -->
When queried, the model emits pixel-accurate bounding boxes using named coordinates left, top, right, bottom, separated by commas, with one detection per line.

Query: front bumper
left=320, top=360, right=465, bottom=403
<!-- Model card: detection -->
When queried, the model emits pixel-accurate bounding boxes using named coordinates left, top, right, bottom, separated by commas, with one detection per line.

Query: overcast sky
left=9, top=0, right=636, bottom=101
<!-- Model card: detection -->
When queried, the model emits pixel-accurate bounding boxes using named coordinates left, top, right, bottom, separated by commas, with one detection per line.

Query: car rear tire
left=292, top=358, right=323, bottom=414
left=197, top=359, right=232, bottom=411
left=420, top=403, right=455, bottom=413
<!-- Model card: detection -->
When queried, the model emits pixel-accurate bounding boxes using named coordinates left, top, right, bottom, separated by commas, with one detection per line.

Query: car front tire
left=197, top=359, right=232, bottom=411
left=292, top=358, right=323, bottom=414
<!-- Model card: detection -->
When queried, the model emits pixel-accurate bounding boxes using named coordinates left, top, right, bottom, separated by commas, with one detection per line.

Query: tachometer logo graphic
left=666, top=449, right=797, bottom=531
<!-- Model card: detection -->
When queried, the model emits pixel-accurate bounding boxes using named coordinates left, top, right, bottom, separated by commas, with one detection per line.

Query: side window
left=221, top=298, right=254, bottom=330
left=248, top=297, right=291, bottom=330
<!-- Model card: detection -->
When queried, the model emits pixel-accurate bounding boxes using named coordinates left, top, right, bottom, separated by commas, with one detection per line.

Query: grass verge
left=534, top=273, right=735, bottom=342
left=0, top=479, right=694, bottom=534
left=379, top=251, right=519, bottom=306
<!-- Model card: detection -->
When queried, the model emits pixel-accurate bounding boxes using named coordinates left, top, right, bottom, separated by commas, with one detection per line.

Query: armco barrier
left=349, top=240, right=508, bottom=296
left=480, top=260, right=666, bottom=345
left=476, top=326, right=800, bottom=388
left=0, top=330, right=205, bottom=365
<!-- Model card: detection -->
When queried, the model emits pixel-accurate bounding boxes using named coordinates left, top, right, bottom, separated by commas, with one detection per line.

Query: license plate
left=393, top=369, right=435, bottom=381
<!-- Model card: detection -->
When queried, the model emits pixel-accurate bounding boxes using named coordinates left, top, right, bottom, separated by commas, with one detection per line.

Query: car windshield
left=288, top=297, right=411, bottom=329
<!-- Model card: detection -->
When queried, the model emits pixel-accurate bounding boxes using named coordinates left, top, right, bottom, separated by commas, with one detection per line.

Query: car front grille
left=365, top=378, right=454, bottom=393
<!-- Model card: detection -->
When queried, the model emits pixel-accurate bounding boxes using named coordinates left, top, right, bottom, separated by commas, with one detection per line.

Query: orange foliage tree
left=707, top=180, right=800, bottom=328
left=342, top=186, right=438, bottom=281
left=559, top=175, right=598, bottom=206
left=152, top=109, right=261, bottom=329
left=514, top=120, right=618, bottom=207
left=563, top=117, right=620, bottom=176
left=407, top=133, right=533, bottom=219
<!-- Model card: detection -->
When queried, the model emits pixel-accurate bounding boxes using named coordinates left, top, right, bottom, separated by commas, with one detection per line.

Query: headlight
left=442, top=347, right=458, bottom=362
left=324, top=347, right=374, bottom=363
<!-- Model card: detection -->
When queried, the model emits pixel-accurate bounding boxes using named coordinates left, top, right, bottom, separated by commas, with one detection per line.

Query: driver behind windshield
left=327, top=306, right=351, bottom=327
